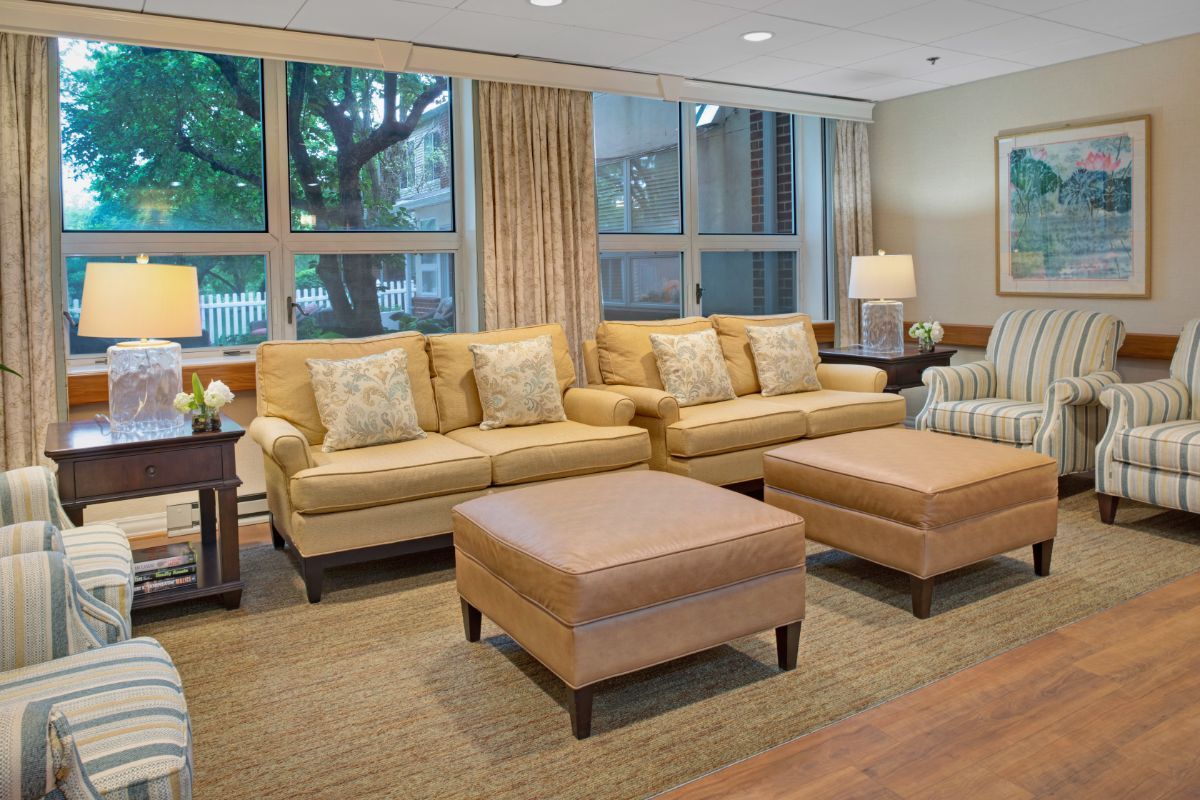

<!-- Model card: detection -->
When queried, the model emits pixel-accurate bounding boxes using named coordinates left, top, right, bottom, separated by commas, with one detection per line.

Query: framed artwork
left=996, top=115, right=1149, bottom=298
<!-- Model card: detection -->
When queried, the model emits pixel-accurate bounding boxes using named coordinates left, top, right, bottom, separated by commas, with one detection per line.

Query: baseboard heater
left=164, top=492, right=269, bottom=536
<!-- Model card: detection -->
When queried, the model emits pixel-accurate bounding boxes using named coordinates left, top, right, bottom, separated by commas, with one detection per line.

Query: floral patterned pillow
left=649, top=328, right=736, bottom=407
left=306, top=349, right=426, bottom=452
left=469, top=335, right=567, bottom=430
left=746, top=322, right=822, bottom=396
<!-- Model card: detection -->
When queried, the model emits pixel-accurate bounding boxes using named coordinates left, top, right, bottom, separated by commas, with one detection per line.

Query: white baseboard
left=91, top=495, right=270, bottom=539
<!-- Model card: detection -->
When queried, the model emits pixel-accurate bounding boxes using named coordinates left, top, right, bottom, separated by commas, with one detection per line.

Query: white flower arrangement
left=174, top=374, right=235, bottom=416
left=908, top=320, right=944, bottom=347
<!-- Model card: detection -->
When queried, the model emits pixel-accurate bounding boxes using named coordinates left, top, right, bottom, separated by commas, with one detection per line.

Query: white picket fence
left=69, top=279, right=416, bottom=344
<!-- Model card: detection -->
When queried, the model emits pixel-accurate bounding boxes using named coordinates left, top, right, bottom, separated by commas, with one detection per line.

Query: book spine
left=134, top=565, right=198, bottom=584
left=134, top=575, right=198, bottom=595
left=134, top=554, right=196, bottom=574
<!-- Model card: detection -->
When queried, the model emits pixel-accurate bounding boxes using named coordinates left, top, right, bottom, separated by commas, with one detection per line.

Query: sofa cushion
left=595, top=317, right=713, bottom=389
left=1113, top=420, right=1200, bottom=475
left=428, top=324, right=575, bottom=434
left=447, top=421, right=650, bottom=485
left=470, top=335, right=567, bottom=430
left=290, top=434, right=492, bottom=513
left=746, top=322, right=822, bottom=396
left=922, top=398, right=1043, bottom=445
left=757, top=390, right=907, bottom=438
left=666, top=396, right=807, bottom=458
left=710, top=313, right=821, bottom=396
left=307, top=349, right=426, bottom=451
left=256, top=331, right=437, bottom=444
left=649, top=328, right=736, bottom=407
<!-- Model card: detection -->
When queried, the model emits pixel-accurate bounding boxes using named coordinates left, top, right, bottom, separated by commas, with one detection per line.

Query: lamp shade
left=848, top=253, right=916, bottom=300
left=78, top=262, right=202, bottom=340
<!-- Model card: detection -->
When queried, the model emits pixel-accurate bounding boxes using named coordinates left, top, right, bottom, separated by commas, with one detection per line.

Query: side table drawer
left=73, top=446, right=224, bottom=498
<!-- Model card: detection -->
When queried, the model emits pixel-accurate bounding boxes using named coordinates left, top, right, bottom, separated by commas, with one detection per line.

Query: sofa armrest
left=816, top=363, right=886, bottom=393
left=0, top=521, right=60, bottom=558
left=593, top=384, right=680, bottom=425
left=249, top=417, right=314, bottom=479
left=563, top=387, right=636, bottom=427
left=1100, top=378, right=1191, bottom=431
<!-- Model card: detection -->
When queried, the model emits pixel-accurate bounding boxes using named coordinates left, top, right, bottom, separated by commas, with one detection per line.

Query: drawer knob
left=145, top=465, right=158, bottom=478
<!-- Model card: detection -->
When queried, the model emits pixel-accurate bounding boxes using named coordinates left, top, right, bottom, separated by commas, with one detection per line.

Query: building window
left=599, top=252, right=684, bottom=321
left=699, top=251, right=798, bottom=316
left=593, top=94, right=681, bottom=235
left=696, top=105, right=795, bottom=235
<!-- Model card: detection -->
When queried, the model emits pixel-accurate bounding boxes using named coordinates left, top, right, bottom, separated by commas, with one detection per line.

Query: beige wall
left=871, top=33, right=1200, bottom=347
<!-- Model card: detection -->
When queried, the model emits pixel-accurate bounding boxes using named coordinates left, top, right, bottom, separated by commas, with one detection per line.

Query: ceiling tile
left=416, top=10, right=665, bottom=67
left=758, top=0, right=927, bottom=29
left=145, top=0, right=306, bottom=27
left=289, top=0, right=450, bottom=40
left=970, top=0, right=1073, bottom=11
left=867, top=77, right=947, bottom=99
left=404, top=0, right=466, bottom=6
left=774, top=30, right=913, bottom=66
left=923, top=56, right=1027, bottom=83
left=1004, top=29, right=1134, bottom=66
left=696, top=0, right=778, bottom=9
left=850, top=45, right=983, bottom=78
left=676, top=12, right=836, bottom=59
left=781, top=67, right=891, bottom=96
left=935, top=16, right=1100, bottom=58
left=457, top=0, right=743, bottom=40
left=31, top=0, right=145, bottom=9
left=1039, top=0, right=1200, bottom=44
left=855, top=0, right=1020, bottom=43
left=702, top=55, right=827, bottom=85
left=620, top=41, right=751, bottom=77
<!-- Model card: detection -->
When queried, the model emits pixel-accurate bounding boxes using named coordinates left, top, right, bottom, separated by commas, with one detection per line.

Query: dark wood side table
left=44, top=419, right=245, bottom=611
left=818, top=344, right=958, bottom=393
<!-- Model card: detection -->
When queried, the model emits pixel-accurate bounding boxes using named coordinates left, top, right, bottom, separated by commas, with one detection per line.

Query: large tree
left=60, top=41, right=447, bottom=335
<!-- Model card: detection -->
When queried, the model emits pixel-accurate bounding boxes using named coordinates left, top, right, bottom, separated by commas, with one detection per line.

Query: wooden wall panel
left=68, top=361, right=256, bottom=408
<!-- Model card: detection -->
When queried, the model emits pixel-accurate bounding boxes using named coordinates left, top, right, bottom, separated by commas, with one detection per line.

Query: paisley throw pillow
left=746, top=322, right=822, bottom=396
left=306, top=349, right=426, bottom=452
left=649, top=328, right=736, bottom=407
left=469, top=335, right=567, bottom=430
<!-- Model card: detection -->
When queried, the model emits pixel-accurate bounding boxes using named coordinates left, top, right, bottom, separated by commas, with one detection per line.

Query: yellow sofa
left=583, top=314, right=906, bottom=486
left=250, top=323, right=650, bottom=602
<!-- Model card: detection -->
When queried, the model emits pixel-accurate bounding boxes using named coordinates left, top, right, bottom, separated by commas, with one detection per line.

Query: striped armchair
left=1096, top=319, right=1200, bottom=522
left=0, top=467, right=134, bottom=628
left=0, top=551, right=192, bottom=800
left=917, top=309, right=1126, bottom=476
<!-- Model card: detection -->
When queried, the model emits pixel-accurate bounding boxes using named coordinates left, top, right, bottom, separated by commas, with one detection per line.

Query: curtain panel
left=476, top=81, right=600, bottom=372
left=833, top=120, right=874, bottom=347
left=0, top=33, right=56, bottom=469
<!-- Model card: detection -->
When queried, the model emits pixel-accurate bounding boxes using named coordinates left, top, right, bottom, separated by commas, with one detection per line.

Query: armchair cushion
left=562, top=387, right=635, bottom=427
left=1112, top=420, right=1200, bottom=475
left=446, top=421, right=649, bottom=485
left=922, top=399, right=1043, bottom=445
left=0, top=637, right=191, bottom=800
left=289, top=435, right=491, bottom=514
left=760, top=390, right=907, bottom=438
left=665, top=396, right=807, bottom=458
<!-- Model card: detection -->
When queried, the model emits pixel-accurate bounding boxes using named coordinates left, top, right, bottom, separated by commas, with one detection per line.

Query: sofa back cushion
left=710, top=313, right=821, bottom=396
left=987, top=309, right=1125, bottom=402
left=595, top=317, right=713, bottom=389
left=428, top=323, right=575, bottom=433
left=256, top=332, right=437, bottom=445
left=1170, top=318, right=1200, bottom=419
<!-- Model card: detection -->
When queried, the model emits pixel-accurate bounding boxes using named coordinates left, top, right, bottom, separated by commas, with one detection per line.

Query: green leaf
left=191, top=373, right=205, bottom=408
left=0, top=363, right=19, bottom=378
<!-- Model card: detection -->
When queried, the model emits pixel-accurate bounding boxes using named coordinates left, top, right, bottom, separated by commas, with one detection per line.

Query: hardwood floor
left=129, top=520, right=272, bottom=551
left=663, top=570, right=1200, bottom=799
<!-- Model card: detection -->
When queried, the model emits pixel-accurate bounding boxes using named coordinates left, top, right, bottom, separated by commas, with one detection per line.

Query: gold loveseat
left=583, top=314, right=906, bottom=486
left=250, top=324, right=650, bottom=602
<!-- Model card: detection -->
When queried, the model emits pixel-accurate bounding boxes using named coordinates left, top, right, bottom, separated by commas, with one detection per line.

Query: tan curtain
left=0, top=34, right=55, bottom=470
left=833, top=120, right=874, bottom=347
left=477, top=81, right=599, bottom=373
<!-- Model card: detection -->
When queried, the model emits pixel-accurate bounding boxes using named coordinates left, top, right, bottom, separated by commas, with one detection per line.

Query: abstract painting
left=996, top=116, right=1149, bottom=297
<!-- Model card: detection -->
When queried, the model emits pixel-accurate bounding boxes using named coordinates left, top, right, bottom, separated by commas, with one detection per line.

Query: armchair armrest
left=593, top=385, right=680, bottom=425
left=563, top=387, right=636, bottom=427
left=815, top=363, right=886, bottom=393
left=0, top=699, right=100, bottom=800
left=1100, top=378, right=1191, bottom=430
left=249, top=416, right=314, bottom=479
left=0, top=521, right=61, bottom=559
left=1047, top=371, right=1121, bottom=406
left=0, top=466, right=70, bottom=529
left=916, top=361, right=997, bottom=430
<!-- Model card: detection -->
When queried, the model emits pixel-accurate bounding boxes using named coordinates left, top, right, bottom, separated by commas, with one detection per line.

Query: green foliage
left=0, top=364, right=19, bottom=378
left=191, top=373, right=205, bottom=408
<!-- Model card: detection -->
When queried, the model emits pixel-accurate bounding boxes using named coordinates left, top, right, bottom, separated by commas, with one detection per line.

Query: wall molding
left=68, top=360, right=256, bottom=407
left=904, top=321, right=1179, bottom=360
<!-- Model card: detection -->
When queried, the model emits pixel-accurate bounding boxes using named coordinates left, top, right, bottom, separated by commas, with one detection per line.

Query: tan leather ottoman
left=452, top=470, right=806, bottom=739
left=764, top=428, right=1057, bottom=619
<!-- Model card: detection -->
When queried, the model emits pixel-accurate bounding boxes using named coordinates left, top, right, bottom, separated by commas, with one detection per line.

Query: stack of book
left=133, top=543, right=198, bottom=597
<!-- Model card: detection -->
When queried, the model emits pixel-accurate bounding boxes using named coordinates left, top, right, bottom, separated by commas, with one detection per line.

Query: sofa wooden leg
left=1033, top=540, right=1054, bottom=577
left=910, top=575, right=934, bottom=619
left=461, top=598, right=481, bottom=643
left=569, top=684, right=595, bottom=740
left=270, top=520, right=286, bottom=550
left=301, top=559, right=324, bottom=604
left=775, top=621, right=802, bottom=670
left=1098, top=493, right=1120, bottom=525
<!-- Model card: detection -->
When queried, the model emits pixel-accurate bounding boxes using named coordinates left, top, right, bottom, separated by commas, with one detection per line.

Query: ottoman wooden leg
left=1098, top=493, right=1120, bottom=525
left=1033, top=540, right=1054, bottom=577
left=775, top=621, right=802, bottom=670
left=461, top=598, right=481, bottom=642
left=910, top=576, right=934, bottom=619
left=569, top=685, right=595, bottom=740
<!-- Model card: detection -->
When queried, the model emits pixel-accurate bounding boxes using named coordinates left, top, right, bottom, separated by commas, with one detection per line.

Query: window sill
left=67, top=358, right=257, bottom=408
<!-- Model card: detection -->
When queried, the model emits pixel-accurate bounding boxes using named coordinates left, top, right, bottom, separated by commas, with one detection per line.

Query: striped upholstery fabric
left=1113, top=421, right=1200, bottom=474
left=0, top=467, right=70, bottom=529
left=1170, top=319, right=1200, bottom=419
left=0, top=637, right=192, bottom=800
left=0, top=522, right=60, bottom=558
left=986, top=309, right=1125, bottom=402
left=921, top=399, right=1042, bottom=445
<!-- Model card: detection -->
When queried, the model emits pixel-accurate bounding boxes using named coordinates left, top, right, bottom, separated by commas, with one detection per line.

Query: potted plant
left=908, top=320, right=944, bottom=353
left=174, top=374, right=235, bottom=432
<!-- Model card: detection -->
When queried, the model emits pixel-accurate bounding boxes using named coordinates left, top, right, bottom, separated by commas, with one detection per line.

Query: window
left=593, top=94, right=681, bottom=234
left=599, top=252, right=683, bottom=321
left=57, top=40, right=463, bottom=362
left=695, top=106, right=794, bottom=235
left=699, top=252, right=798, bottom=316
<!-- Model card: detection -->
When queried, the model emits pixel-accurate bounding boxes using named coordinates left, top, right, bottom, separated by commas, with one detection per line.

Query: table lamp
left=848, top=251, right=916, bottom=353
left=78, top=255, right=202, bottom=433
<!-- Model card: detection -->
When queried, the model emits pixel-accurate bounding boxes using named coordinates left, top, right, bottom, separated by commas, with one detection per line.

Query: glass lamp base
left=107, top=341, right=184, bottom=434
left=861, top=300, right=904, bottom=353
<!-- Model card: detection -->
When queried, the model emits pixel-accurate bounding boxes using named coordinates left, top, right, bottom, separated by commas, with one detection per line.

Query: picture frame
left=995, top=114, right=1149, bottom=298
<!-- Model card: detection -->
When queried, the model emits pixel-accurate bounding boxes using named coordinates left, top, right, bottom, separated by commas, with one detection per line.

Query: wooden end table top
left=818, top=345, right=957, bottom=393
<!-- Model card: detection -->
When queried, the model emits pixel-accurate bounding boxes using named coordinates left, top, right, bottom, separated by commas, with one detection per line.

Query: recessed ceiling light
left=742, top=31, right=773, bottom=42
left=529, top=0, right=563, bottom=6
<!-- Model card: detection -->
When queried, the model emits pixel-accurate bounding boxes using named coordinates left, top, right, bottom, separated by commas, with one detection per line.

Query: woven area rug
left=135, top=479, right=1200, bottom=799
